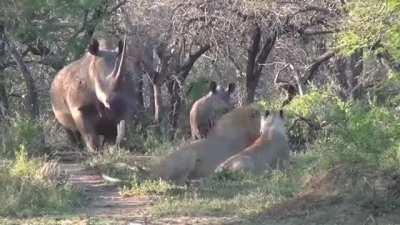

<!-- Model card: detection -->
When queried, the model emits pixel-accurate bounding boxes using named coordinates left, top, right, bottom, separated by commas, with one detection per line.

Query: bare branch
left=3, top=32, right=39, bottom=118
left=178, top=44, right=210, bottom=79
left=302, top=49, right=338, bottom=84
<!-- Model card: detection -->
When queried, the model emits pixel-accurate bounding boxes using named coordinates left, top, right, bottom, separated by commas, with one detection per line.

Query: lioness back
left=153, top=105, right=261, bottom=183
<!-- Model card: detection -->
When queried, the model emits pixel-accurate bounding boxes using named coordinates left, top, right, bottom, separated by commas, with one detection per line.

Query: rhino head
left=87, top=37, right=128, bottom=110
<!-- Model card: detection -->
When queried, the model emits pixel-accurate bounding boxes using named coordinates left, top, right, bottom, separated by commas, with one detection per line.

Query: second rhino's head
left=208, top=81, right=236, bottom=113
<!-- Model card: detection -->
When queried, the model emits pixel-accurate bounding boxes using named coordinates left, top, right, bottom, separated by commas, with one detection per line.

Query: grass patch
left=0, top=147, right=82, bottom=217
left=148, top=151, right=319, bottom=218
left=0, top=217, right=130, bottom=225
left=0, top=115, right=47, bottom=158
left=121, top=179, right=184, bottom=197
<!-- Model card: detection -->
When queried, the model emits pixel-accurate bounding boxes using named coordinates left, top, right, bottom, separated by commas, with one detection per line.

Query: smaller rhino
left=189, top=81, right=236, bottom=139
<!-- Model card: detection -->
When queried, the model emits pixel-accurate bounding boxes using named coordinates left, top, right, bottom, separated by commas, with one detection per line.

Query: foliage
left=186, top=77, right=212, bottom=103
left=0, top=156, right=81, bottom=217
left=284, top=88, right=400, bottom=169
left=286, top=88, right=346, bottom=124
left=374, top=73, right=400, bottom=107
left=338, top=0, right=400, bottom=60
left=85, top=146, right=134, bottom=170
left=317, top=103, right=400, bottom=169
left=122, top=179, right=182, bottom=197
left=0, top=0, right=110, bottom=58
left=151, top=159, right=307, bottom=218
left=280, top=89, right=345, bottom=151
left=0, top=116, right=46, bottom=158
left=9, top=145, right=42, bottom=178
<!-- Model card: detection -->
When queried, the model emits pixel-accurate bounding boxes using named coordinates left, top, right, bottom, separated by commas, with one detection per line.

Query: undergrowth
left=0, top=146, right=82, bottom=217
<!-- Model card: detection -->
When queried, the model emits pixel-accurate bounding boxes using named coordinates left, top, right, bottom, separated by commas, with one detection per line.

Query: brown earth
left=61, top=162, right=241, bottom=225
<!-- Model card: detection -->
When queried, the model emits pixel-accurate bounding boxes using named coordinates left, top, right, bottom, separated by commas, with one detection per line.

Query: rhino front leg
left=72, top=109, right=99, bottom=152
left=116, top=120, right=126, bottom=147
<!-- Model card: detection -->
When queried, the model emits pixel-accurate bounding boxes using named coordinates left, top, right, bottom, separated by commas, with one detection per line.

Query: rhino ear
left=118, top=39, right=124, bottom=55
left=227, top=83, right=236, bottom=95
left=89, top=39, right=99, bottom=55
left=264, top=110, right=270, bottom=117
left=279, top=109, right=284, bottom=119
left=209, top=81, right=217, bottom=94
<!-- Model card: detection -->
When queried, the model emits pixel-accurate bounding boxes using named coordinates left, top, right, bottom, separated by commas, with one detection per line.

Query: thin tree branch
left=302, top=49, right=338, bottom=84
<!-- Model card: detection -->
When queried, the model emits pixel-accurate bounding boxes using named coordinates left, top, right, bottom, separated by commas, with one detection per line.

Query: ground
left=1, top=157, right=400, bottom=225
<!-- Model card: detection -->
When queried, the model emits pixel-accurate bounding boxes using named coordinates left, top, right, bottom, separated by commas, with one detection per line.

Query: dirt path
left=60, top=162, right=242, bottom=225
left=62, top=163, right=153, bottom=224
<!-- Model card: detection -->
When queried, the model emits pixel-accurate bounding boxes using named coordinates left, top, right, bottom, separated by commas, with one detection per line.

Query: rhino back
left=50, top=56, right=91, bottom=112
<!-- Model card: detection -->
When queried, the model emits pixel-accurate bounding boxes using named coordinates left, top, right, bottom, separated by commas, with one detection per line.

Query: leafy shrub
left=318, top=103, right=400, bottom=169
left=283, top=89, right=346, bottom=151
left=374, top=74, right=400, bottom=107
left=186, top=77, right=211, bottom=102
left=0, top=115, right=45, bottom=158
left=284, top=88, right=400, bottom=170
left=0, top=149, right=81, bottom=217
left=10, top=145, right=41, bottom=178
left=286, top=89, right=346, bottom=125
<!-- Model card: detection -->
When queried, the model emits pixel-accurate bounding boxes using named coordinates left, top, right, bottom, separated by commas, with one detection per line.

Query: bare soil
left=58, top=162, right=400, bottom=225
left=62, top=163, right=240, bottom=225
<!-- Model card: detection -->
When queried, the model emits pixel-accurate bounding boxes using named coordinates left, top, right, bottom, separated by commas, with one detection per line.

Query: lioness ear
left=227, top=83, right=236, bottom=95
left=117, top=39, right=124, bottom=55
left=89, top=39, right=99, bottom=55
left=279, top=109, right=284, bottom=118
left=264, top=110, right=270, bottom=117
left=209, top=81, right=217, bottom=94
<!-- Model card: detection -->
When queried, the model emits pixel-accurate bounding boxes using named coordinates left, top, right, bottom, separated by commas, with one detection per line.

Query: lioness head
left=260, top=109, right=286, bottom=139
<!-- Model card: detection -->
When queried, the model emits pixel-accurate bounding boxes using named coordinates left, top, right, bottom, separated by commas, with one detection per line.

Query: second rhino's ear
left=279, top=109, right=284, bottom=118
left=264, top=110, right=270, bottom=117
left=209, top=81, right=217, bottom=94
left=227, top=83, right=236, bottom=95
left=89, top=39, right=99, bottom=55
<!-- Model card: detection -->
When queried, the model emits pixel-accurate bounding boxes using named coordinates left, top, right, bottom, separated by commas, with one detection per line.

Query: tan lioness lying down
left=215, top=109, right=289, bottom=174
left=152, top=106, right=261, bottom=184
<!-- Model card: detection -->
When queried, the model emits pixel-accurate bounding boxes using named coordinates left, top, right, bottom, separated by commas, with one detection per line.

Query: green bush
left=10, top=145, right=42, bottom=178
left=0, top=115, right=45, bottom=158
left=282, top=89, right=346, bottom=151
left=318, top=103, right=400, bottom=169
left=0, top=150, right=81, bottom=217
left=285, top=89, right=400, bottom=170
left=286, top=89, right=346, bottom=124
left=374, top=74, right=400, bottom=107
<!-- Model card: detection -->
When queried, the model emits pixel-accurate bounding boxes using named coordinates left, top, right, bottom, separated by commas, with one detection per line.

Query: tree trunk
left=0, top=80, right=7, bottom=120
left=246, top=78, right=258, bottom=103
left=153, top=82, right=162, bottom=124
left=137, top=75, right=144, bottom=109
left=167, top=45, right=210, bottom=139
left=4, top=36, right=39, bottom=118
left=167, top=79, right=183, bottom=140
left=245, top=26, right=277, bottom=103
left=245, top=25, right=261, bottom=104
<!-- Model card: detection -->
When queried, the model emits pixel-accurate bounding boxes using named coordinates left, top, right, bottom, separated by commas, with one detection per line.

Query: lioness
left=215, top=109, right=289, bottom=174
left=152, top=106, right=260, bottom=184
